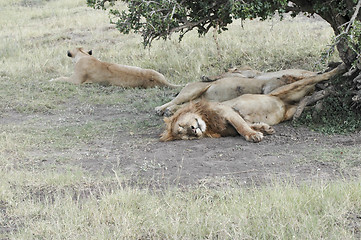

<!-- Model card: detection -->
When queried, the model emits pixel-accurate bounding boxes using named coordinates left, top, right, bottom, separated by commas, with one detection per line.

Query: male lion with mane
left=155, top=66, right=317, bottom=116
left=160, top=64, right=346, bottom=143
left=50, top=47, right=180, bottom=88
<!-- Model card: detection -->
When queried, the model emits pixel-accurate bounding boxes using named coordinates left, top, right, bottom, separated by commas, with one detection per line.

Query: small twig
left=335, top=0, right=361, bottom=38
left=343, top=67, right=358, bottom=77
left=346, top=0, right=361, bottom=33
left=170, top=5, right=176, bottom=19
left=169, top=17, right=212, bottom=34
left=213, top=23, right=222, bottom=61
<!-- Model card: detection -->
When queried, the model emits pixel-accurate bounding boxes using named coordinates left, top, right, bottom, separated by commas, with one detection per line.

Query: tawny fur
left=161, top=101, right=230, bottom=141
left=161, top=64, right=347, bottom=143
left=50, top=47, right=180, bottom=88
left=155, top=67, right=317, bottom=116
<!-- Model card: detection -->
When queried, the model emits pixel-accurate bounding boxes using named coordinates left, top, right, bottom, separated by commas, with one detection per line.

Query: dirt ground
left=110, top=121, right=361, bottom=188
left=23, top=102, right=360, bottom=189
left=4, top=99, right=361, bottom=188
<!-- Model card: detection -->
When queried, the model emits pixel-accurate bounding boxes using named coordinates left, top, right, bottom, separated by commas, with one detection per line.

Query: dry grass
left=1, top=0, right=360, bottom=239
left=2, top=176, right=361, bottom=239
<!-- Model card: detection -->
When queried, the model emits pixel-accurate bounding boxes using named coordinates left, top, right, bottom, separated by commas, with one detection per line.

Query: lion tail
left=165, top=82, right=183, bottom=89
left=151, top=70, right=182, bottom=88
left=268, top=63, right=347, bottom=103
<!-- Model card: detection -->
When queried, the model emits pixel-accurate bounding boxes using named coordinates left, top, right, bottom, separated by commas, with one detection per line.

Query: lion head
left=160, top=101, right=232, bottom=141
left=67, top=48, right=93, bottom=62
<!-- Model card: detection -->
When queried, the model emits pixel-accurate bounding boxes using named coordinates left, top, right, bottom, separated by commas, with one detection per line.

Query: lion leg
left=201, top=75, right=222, bottom=82
left=214, top=104, right=263, bottom=142
left=155, top=102, right=175, bottom=116
left=269, top=64, right=346, bottom=104
left=163, top=102, right=189, bottom=116
left=249, top=122, right=275, bottom=135
left=283, top=105, right=298, bottom=121
left=230, top=116, right=264, bottom=143
left=50, top=76, right=75, bottom=83
left=49, top=73, right=83, bottom=85
left=155, top=82, right=211, bottom=115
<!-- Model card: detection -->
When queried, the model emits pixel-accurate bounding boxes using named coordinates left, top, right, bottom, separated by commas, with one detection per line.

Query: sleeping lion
left=50, top=48, right=180, bottom=88
left=160, top=64, right=346, bottom=143
left=155, top=66, right=317, bottom=115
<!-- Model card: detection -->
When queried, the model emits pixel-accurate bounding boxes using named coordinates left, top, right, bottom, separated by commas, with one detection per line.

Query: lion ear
left=160, top=130, right=174, bottom=142
left=160, top=117, right=174, bottom=141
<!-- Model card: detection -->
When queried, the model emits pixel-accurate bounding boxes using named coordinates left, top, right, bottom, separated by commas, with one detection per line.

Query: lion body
left=155, top=67, right=317, bottom=115
left=160, top=64, right=346, bottom=142
left=203, top=66, right=316, bottom=82
left=50, top=48, right=180, bottom=88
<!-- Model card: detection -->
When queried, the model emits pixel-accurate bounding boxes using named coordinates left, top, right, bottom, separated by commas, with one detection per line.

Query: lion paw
left=155, top=106, right=165, bottom=116
left=250, top=122, right=275, bottom=135
left=263, top=125, right=275, bottom=135
left=163, top=108, right=175, bottom=117
left=200, top=75, right=210, bottom=82
left=245, top=132, right=263, bottom=143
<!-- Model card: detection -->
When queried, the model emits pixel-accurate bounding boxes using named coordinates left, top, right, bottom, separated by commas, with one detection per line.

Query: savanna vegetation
left=1, top=0, right=361, bottom=239
left=89, top=0, right=361, bottom=107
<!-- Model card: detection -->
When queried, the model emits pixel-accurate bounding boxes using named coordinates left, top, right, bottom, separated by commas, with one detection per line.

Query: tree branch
left=346, top=0, right=361, bottom=33
left=292, top=87, right=335, bottom=121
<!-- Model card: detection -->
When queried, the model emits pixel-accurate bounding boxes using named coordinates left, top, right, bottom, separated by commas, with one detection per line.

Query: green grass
left=1, top=178, right=361, bottom=239
left=1, top=0, right=360, bottom=239
left=305, top=146, right=361, bottom=171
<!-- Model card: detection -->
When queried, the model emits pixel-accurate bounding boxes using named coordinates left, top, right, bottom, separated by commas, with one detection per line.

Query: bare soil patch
left=5, top=100, right=360, bottom=188
left=101, top=118, right=361, bottom=187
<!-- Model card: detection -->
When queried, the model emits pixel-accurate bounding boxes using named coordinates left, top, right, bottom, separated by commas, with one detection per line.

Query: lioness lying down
left=160, top=64, right=346, bottom=143
left=50, top=48, right=180, bottom=88
left=201, top=65, right=314, bottom=81
left=155, top=67, right=317, bottom=115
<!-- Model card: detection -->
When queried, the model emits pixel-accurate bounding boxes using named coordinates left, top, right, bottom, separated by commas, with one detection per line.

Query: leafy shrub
left=294, top=75, right=361, bottom=134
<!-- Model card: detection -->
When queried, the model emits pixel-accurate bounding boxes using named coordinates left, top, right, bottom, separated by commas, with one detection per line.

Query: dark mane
left=160, top=100, right=229, bottom=141
left=193, top=101, right=228, bottom=137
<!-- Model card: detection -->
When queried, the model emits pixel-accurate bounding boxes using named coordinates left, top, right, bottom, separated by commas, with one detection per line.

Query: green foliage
left=313, top=0, right=349, bottom=16
left=294, top=75, right=361, bottom=134
left=87, top=0, right=361, bottom=49
left=345, top=20, right=361, bottom=68
left=232, top=0, right=287, bottom=20
left=87, top=0, right=288, bottom=46
left=87, top=0, right=361, bottom=79
left=349, top=21, right=361, bottom=47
